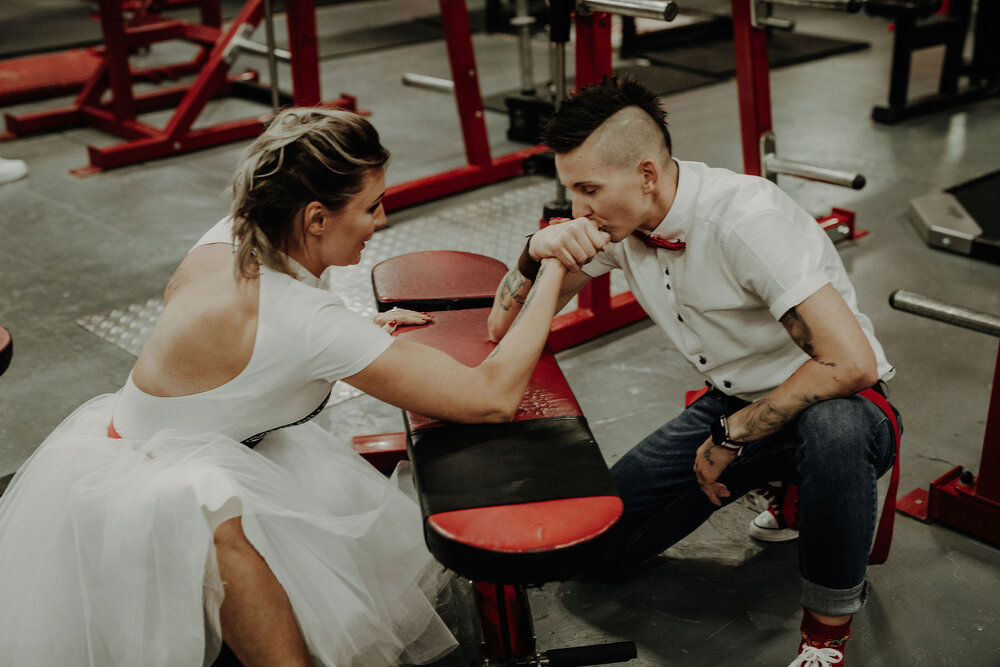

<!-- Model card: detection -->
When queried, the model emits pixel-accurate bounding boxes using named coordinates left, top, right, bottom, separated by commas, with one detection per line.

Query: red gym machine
left=1, top=0, right=354, bottom=176
left=891, top=290, right=1000, bottom=547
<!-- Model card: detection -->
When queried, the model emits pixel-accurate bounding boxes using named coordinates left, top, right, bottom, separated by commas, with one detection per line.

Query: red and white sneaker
left=748, top=482, right=799, bottom=542
left=787, top=643, right=845, bottom=667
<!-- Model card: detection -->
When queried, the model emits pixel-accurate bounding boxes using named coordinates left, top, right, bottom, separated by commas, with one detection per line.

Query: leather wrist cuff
left=516, top=234, right=541, bottom=281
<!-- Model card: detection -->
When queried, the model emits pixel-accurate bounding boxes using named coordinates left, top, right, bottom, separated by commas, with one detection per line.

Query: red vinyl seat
left=371, top=250, right=509, bottom=313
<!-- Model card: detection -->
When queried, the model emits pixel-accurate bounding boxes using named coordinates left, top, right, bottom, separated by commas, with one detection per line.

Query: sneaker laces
left=787, top=644, right=844, bottom=667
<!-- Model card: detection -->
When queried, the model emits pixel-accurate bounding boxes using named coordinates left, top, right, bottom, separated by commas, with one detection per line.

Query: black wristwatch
left=710, top=415, right=744, bottom=456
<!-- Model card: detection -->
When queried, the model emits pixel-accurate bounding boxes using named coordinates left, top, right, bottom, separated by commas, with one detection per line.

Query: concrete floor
left=1, top=0, right=999, bottom=665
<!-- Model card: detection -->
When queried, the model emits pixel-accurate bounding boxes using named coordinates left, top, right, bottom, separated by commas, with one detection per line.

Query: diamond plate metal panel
left=77, top=179, right=627, bottom=406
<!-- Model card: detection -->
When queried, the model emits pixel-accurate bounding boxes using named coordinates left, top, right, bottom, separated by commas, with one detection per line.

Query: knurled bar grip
left=889, top=290, right=1000, bottom=337
left=577, top=0, right=679, bottom=21
left=765, top=0, right=864, bottom=12
left=545, top=641, right=639, bottom=666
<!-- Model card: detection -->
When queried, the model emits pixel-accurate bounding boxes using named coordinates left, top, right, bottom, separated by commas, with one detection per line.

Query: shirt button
left=676, top=314, right=683, bottom=323
left=664, top=267, right=670, bottom=275
left=666, top=284, right=671, bottom=290
left=699, top=356, right=706, bottom=365
left=723, top=380, right=732, bottom=389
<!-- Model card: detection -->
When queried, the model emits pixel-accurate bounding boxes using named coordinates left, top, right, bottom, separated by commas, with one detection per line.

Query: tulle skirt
left=0, top=394, right=458, bottom=667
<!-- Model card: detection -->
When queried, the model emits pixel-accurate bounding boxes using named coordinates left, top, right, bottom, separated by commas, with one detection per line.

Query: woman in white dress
left=0, top=108, right=568, bottom=667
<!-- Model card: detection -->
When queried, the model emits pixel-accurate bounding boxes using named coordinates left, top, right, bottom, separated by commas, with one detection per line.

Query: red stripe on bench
left=427, top=496, right=623, bottom=552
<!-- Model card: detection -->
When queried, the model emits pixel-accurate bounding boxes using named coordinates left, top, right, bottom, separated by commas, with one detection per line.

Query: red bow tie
left=633, top=231, right=686, bottom=251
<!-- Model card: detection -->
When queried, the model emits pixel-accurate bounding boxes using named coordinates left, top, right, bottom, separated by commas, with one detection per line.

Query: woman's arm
left=487, top=268, right=590, bottom=343
left=344, top=258, right=569, bottom=423
left=487, top=218, right=608, bottom=343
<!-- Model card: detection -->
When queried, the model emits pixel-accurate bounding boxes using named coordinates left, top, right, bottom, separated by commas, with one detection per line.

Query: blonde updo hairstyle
left=231, top=107, right=390, bottom=278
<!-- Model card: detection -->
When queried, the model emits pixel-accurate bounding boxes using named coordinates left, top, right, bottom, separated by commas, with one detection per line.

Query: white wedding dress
left=0, top=220, right=457, bottom=666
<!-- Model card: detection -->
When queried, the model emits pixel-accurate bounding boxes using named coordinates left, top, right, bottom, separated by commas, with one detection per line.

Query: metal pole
left=262, top=0, right=280, bottom=112
left=765, top=156, right=866, bottom=189
left=889, top=291, right=1000, bottom=337
left=401, top=72, right=455, bottom=93
left=548, top=0, right=574, bottom=214
left=766, top=0, right=862, bottom=12
left=577, top=0, right=679, bottom=21
left=514, top=0, right=536, bottom=95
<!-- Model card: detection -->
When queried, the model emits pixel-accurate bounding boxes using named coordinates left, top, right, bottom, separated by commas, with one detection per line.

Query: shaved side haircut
left=541, top=75, right=672, bottom=156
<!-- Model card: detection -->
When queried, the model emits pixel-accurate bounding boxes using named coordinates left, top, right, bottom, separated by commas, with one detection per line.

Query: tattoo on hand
left=780, top=307, right=837, bottom=367
left=702, top=446, right=717, bottom=467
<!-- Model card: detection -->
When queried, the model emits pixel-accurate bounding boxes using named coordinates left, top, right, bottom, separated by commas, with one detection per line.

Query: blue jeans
left=605, top=388, right=899, bottom=616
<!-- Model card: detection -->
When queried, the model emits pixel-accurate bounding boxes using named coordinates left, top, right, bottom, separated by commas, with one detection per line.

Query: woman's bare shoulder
left=133, top=245, right=259, bottom=396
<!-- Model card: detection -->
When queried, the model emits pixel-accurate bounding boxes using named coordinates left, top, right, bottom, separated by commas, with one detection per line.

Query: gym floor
left=1, top=1, right=999, bottom=665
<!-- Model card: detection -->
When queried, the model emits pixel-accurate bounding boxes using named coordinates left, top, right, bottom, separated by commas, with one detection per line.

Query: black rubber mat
left=0, top=0, right=359, bottom=60
left=482, top=64, right=721, bottom=113
left=0, top=1, right=102, bottom=59
left=949, top=169, right=1000, bottom=239
left=635, top=30, right=869, bottom=77
left=317, top=18, right=446, bottom=60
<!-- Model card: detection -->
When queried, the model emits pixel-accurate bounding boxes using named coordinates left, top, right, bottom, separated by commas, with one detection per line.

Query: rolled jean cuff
left=800, top=577, right=867, bottom=616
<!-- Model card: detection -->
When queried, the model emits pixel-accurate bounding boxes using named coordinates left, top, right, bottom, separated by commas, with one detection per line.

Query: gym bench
left=365, top=251, right=637, bottom=666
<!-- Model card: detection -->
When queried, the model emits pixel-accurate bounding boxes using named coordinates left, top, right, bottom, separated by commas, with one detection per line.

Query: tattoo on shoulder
left=780, top=307, right=837, bottom=367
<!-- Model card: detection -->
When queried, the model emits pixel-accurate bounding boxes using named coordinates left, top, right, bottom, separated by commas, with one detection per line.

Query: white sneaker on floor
left=749, top=508, right=799, bottom=542
left=0, top=158, right=28, bottom=184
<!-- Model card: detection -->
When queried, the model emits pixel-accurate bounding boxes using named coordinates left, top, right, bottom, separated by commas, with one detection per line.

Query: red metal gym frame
left=545, top=10, right=649, bottom=352
left=729, top=0, right=868, bottom=242
left=382, top=0, right=546, bottom=212
left=1, top=0, right=355, bottom=176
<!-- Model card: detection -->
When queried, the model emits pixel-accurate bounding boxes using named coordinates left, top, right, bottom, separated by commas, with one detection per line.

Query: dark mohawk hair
left=541, top=74, right=671, bottom=154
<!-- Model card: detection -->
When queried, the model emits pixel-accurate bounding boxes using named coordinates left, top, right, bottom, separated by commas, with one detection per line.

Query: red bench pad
left=372, top=251, right=509, bottom=313
left=395, top=308, right=581, bottom=431
left=428, top=496, right=623, bottom=553
left=392, top=309, right=621, bottom=583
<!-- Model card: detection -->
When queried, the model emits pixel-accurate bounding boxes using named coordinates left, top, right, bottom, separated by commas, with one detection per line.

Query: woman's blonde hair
left=230, top=107, right=390, bottom=278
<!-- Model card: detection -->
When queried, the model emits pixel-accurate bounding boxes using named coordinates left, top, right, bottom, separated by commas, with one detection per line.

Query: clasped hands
left=529, top=217, right=610, bottom=271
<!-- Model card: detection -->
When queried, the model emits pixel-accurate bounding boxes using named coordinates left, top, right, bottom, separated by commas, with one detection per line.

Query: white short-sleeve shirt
left=582, top=159, right=894, bottom=401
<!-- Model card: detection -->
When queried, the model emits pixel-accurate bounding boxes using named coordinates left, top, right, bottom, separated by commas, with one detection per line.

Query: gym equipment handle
left=577, top=0, right=680, bottom=21
left=543, top=640, right=638, bottom=666
left=765, top=0, right=864, bottom=13
left=401, top=73, right=455, bottom=93
left=764, top=156, right=866, bottom=190
left=890, top=290, right=1000, bottom=337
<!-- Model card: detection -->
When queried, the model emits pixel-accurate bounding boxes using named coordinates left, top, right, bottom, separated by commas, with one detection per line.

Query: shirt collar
left=649, top=158, right=698, bottom=243
left=278, top=253, right=322, bottom=288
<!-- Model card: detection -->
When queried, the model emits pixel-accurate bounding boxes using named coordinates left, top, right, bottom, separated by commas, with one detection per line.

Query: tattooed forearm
left=504, top=264, right=546, bottom=334
left=780, top=307, right=837, bottom=367
left=498, top=271, right=529, bottom=312
left=740, top=398, right=793, bottom=439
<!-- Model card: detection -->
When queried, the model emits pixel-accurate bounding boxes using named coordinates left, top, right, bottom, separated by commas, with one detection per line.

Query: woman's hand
left=373, top=307, right=433, bottom=334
